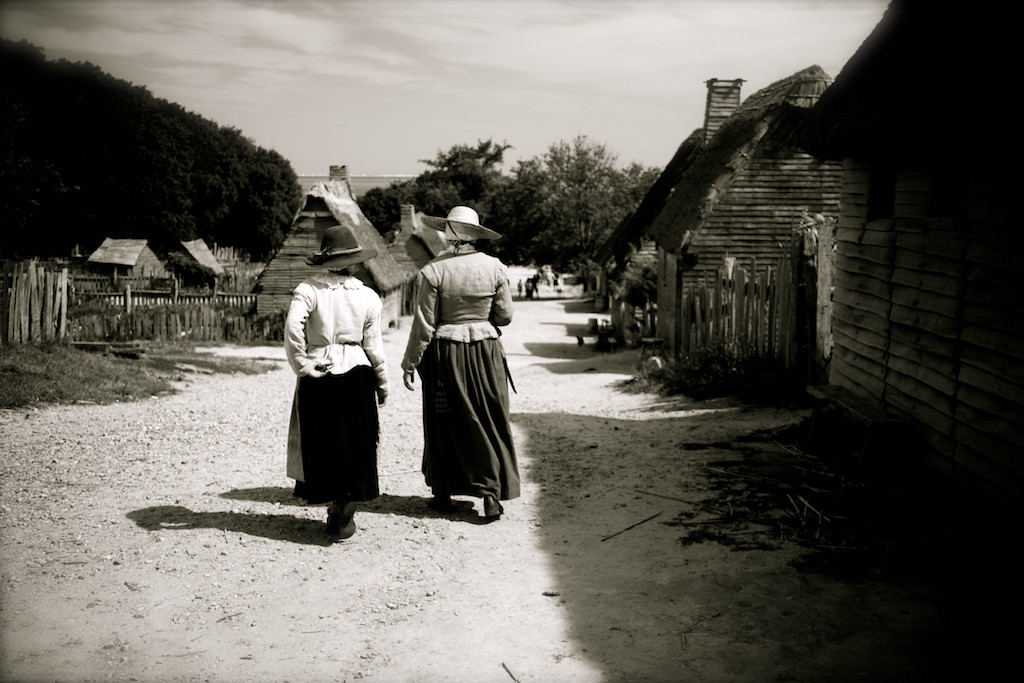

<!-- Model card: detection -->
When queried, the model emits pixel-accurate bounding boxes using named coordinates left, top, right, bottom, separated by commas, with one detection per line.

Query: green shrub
left=641, top=344, right=802, bottom=403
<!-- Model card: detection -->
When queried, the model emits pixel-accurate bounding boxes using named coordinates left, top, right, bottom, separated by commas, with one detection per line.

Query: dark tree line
left=1, top=39, right=301, bottom=261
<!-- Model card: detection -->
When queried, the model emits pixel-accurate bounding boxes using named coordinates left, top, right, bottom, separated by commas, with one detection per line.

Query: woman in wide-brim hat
left=401, top=206, right=520, bottom=521
left=284, top=223, right=388, bottom=540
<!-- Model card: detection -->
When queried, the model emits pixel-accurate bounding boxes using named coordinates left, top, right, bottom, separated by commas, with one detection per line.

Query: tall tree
left=359, top=139, right=511, bottom=243
left=495, top=136, right=658, bottom=272
left=0, top=38, right=300, bottom=260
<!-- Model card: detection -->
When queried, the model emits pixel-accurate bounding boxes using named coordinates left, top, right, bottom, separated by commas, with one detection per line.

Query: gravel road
left=1, top=274, right=986, bottom=682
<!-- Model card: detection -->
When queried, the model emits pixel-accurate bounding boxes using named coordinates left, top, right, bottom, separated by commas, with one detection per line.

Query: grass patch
left=0, top=341, right=278, bottom=410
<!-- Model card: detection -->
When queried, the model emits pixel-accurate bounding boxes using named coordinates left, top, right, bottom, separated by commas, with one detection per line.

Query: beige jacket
left=401, top=248, right=513, bottom=372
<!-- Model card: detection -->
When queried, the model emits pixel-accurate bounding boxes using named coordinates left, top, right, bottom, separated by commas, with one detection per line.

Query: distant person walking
left=284, top=224, right=389, bottom=540
left=401, top=206, right=520, bottom=521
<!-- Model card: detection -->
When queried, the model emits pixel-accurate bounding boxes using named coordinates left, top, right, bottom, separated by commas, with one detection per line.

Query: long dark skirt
left=418, top=338, right=520, bottom=501
left=292, top=366, right=379, bottom=505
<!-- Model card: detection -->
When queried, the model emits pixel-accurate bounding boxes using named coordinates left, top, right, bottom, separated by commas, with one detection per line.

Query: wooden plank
left=886, top=346, right=958, bottom=397
left=881, top=377, right=954, bottom=436
left=830, top=359, right=885, bottom=401
left=834, top=323, right=887, bottom=360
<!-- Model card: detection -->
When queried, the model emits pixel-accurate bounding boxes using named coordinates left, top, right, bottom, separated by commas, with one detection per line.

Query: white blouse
left=284, top=272, right=388, bottom=392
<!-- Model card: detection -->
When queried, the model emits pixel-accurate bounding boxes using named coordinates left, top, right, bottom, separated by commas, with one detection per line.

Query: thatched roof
left=412, top=211, right=448, bottom=258
left=800, top=0, right=1012, bottom=162
left=648, top=65, right=833, bottom=253
left=301, top=180, right=410, bottom=292
left=180, top=239, right=224, bottom=275
left=388, top=206, right=449, bottom=273
left=87, top=238, right=150, bottom=267
left=594, top=128, right=703, bottom=270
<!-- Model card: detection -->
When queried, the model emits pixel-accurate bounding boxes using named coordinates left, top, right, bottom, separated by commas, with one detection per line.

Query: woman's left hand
left=403, top=371, right=416, bottom=391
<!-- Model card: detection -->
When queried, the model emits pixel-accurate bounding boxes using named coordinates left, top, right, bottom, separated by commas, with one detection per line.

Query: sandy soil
left=0, top=269, right=1010, bottom=682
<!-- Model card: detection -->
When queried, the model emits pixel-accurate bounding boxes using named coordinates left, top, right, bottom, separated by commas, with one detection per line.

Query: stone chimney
left=703, top=78, right=744, bottom=145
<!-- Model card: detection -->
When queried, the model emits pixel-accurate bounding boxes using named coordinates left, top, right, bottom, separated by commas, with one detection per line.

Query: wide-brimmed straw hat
left=305, top=224, right=377, bottom=267
left=420, top=206, right=502, bottom=240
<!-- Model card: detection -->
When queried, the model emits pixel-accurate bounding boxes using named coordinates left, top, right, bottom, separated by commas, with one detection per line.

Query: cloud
left=2, top=0, right=888, bottom=173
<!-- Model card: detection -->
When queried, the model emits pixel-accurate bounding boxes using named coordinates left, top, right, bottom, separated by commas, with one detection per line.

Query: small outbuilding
left=87, top=238, right=169, bottom=278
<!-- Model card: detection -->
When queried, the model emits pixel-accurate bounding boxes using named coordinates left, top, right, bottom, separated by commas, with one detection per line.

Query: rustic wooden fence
left=69, top=305, right=283, bottom=343
left=2, top=261, right=276, bottom=344
left=672, top=217, right=834, bottom=384
left=1, top=261, right=69, bottom=343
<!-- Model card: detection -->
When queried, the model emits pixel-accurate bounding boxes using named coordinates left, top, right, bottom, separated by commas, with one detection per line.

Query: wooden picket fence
left=68, top=305, right=283, bottom=343
left=2, top=261, right=278, bottom=344
left=1, top=261, right=69, bottom=343
left=673, top=220, right=833, bottom=384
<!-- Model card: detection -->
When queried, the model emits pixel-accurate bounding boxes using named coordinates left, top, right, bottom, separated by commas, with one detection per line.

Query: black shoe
left=483, top=495, right=503, bottom=520
left=327, top=501, right=357, bottom=539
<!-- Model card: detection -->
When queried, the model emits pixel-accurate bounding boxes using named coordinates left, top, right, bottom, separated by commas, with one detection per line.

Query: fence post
left=58, top=268, right=68, bottom=340
left=125, top=284, right=132, bottom=314
left=814, top=217, right=835, bottom=384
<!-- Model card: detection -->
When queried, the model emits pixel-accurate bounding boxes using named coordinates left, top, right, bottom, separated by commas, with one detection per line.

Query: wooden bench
left=806, top=384, right=905, bottom=469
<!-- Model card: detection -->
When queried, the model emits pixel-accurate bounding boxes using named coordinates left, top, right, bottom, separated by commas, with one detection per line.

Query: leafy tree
left=495, top=136, right=658, bottom=272
left=359, top=180, right=417, bottom=238
left=359, top=139, right=512, bottom=247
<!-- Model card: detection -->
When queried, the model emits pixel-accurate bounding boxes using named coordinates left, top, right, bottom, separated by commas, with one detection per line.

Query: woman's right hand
left=306, top=362, right=332, bottom=379
left=403, top=370, right=416, bottom=391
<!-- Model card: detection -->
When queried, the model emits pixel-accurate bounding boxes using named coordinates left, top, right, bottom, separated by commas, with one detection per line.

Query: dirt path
left=0, top=272, right=983, bottom=682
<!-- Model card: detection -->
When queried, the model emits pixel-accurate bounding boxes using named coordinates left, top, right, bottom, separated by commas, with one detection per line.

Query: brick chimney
left=703, top=78, right=744, bottom=144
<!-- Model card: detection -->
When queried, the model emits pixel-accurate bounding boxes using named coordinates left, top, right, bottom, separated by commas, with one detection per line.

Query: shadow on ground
left=512, top=407, right=1001, bottom=681
left=126, top=505, right=336, bottom=547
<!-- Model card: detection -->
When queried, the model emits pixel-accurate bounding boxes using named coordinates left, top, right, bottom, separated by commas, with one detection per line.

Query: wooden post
left=125, top=284, right=132, bottom=314
left=41, top=269, right=52, bottom=341
left=814, top=217, right=835, bottom=384
left=18, top=270, right=30, bottom=342
left=28, top=261, right=41, bottom=341
left=673, top=261, right=684, bottom=358
left=0, top=266, right=8, bottom=344
left=58, top=268, right=68, bottom=340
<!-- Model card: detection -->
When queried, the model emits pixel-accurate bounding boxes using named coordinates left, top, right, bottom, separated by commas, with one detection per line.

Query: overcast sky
left=4, top=0, right=888, bottom=176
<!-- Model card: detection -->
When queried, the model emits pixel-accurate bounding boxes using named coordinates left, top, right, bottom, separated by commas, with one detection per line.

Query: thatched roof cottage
left=256, top=166, right=412, bottom=325
left=387, top=204, right=447, bottom=275
left=645, top=67, right=841, bottom=357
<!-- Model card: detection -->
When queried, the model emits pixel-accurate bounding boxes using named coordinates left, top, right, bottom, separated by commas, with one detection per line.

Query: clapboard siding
left=826, top=159, right=1023, bottom=500
left=687, top=154, right=840, bottom=281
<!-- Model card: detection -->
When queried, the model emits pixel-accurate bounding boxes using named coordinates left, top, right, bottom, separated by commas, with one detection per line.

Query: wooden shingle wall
left=830, top=159, right=1023, bottom=496
left=687, top=153, right=841, bottom=282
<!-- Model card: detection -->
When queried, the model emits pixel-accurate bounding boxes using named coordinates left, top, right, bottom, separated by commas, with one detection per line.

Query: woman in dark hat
left=284, top=223, right=389, bottom=540
left=401, top=206, right=519, bottom=521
